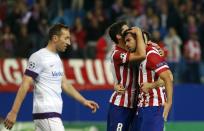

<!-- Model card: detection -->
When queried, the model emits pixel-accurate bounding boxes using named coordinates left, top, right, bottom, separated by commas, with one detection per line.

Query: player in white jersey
left=4, top=24, right=99, bottom=131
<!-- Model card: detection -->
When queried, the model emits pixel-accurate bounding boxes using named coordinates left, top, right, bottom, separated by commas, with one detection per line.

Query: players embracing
left=107, top=21, right=171, bottom=131
left=123, top=27, right=173, bottom=131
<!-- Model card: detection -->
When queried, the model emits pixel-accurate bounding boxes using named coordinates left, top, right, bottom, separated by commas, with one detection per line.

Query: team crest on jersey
left=28, top=61, right=36, bottom=69
left=120, top=53, right=126, bottom=60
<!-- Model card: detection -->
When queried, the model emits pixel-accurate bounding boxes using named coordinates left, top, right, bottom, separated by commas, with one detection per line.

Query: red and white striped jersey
left=138, top=41, right=169, bottom=107
left=109, top=45, right=138, bottom=108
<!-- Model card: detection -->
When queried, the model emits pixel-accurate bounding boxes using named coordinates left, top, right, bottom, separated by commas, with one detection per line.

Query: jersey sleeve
left=146, top=51, right=169, bottom=76
left=112, top=50, right=130, bottom=65
left=24, top=53, right=43, bottom=80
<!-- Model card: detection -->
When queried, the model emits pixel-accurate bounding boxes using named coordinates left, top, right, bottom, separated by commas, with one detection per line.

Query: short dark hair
left=108, top=21, right=127, bottom=44
left=122, top=29, right=151, bottom=44
left=48, top=24, right=69, bottom=40
left=122, top=28, right=136, bottom=40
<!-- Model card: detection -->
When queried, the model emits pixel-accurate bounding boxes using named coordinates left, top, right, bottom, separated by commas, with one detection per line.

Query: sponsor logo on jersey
left=52, top=71, right=63, bottom=77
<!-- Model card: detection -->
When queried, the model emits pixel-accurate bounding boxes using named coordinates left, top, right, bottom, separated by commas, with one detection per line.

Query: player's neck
left=117, top=41, right=126, bottom=50
left=46, top=42, right=57, bottom=53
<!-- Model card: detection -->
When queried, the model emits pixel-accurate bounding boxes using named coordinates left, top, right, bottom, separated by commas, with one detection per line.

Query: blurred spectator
left=129, top=0, right=145, bottom=15
left=183, top=15, right=198, bottom=41
left=95, top=30, right=112, bottom=60
left=0, top=24, right=16, bottom=57
left=84, top=17, right=100, bottom=59
left=92, top=0, right=108, bottom=33
left=71, top=0, right=84, bottom=12
left=84, top=4, right=105, bottom=59
left=184, top=32, right=201, bottom=83
left=72, top=17, right=87, bottom=58
left=15, top=24, right=33, bottom=58
left=26, top=0, right=35, bottom=7
left=0, top=0, right=8, bottom=28
left=38, top=18, right=50, bottom=48
left=152, top=30, right=168, bottom=59
left=85, top=0, right=108, bottom=33
left=70, top=0, right=86, bottom=20
left=131, top=11, right=147, bottom=30
left=167, top=0, right=183, bottom=40
left=52, top=8, right=70, bottom=25
left=149, top=15, right=167, bottom=40
left=47, top=0, right=62, bottom=21
left=27, top=3, right=46, bottom=52
left=198, top=13, right=204, bottom=61
left=5, top=3, right=22, bottom=35
left=144, top=6, right=156, bottom=32
left=130, top=2, right=148, bottom=30
left=157, top=1, right=168, bottom=30
left=37, top=0, right=48, bottom=19
left=164, top=27, right=182, bottom=83
left=109, top=0, right=128, bottom=23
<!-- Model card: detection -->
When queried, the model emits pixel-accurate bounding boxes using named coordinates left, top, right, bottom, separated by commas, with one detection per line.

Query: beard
left=129, top=48, right=136, bottom=53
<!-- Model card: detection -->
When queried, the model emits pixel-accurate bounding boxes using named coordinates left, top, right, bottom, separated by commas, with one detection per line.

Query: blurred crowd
left=0, top=0, right=203, bottom=84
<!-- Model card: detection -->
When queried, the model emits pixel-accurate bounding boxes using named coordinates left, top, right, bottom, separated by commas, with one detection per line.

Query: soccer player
left=107, top=21, right=146, bottom=131
left=123, top=30, right=173, bottom=131
left=4, top=24, right=99, bottom=131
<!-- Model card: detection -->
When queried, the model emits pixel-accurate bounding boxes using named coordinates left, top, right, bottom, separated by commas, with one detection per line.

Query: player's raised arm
left=4, top=75, right=33, bottom=130
left=61, top=76, right=99, bottom=113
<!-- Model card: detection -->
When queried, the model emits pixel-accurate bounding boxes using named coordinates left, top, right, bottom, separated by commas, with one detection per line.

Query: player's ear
left=116, top=34, right=122, bottom=40
left=53, top=35, right=58, bottom=42
left=142, top=33, right=148, bottom=44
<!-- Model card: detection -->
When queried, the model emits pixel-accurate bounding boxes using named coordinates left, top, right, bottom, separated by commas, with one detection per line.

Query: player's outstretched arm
left=61, top=76, right=99, bottom=113
left=4, top=75, right=33, bottom=130
left=141, top=78, right=165, bottom=93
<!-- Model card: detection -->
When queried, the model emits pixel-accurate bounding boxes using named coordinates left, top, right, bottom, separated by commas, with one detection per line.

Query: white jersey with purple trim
left=25, top=48, right=64, bottom=114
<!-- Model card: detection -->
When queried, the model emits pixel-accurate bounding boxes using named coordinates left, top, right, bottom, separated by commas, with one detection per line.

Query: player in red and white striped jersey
left=107, top=21, right=146, bottom=131
left=123, top=31, right=173, bottom=131
left=109, top=45, right=138, bottom=108
left=138, top=41, right=169, bottom=108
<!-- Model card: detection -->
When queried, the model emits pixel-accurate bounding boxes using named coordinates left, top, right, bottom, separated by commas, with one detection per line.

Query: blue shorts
left=107, top=104, right=136, bottom=131
left=131, top=106, right=164, bottom=131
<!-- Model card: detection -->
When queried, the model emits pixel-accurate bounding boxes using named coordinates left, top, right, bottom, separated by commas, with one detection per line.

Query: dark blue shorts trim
left=33, top=112, right=61, bottom=120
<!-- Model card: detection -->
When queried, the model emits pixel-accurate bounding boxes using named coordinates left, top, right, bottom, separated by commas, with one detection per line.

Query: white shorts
left=34, top=117, right=64, bottom=131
